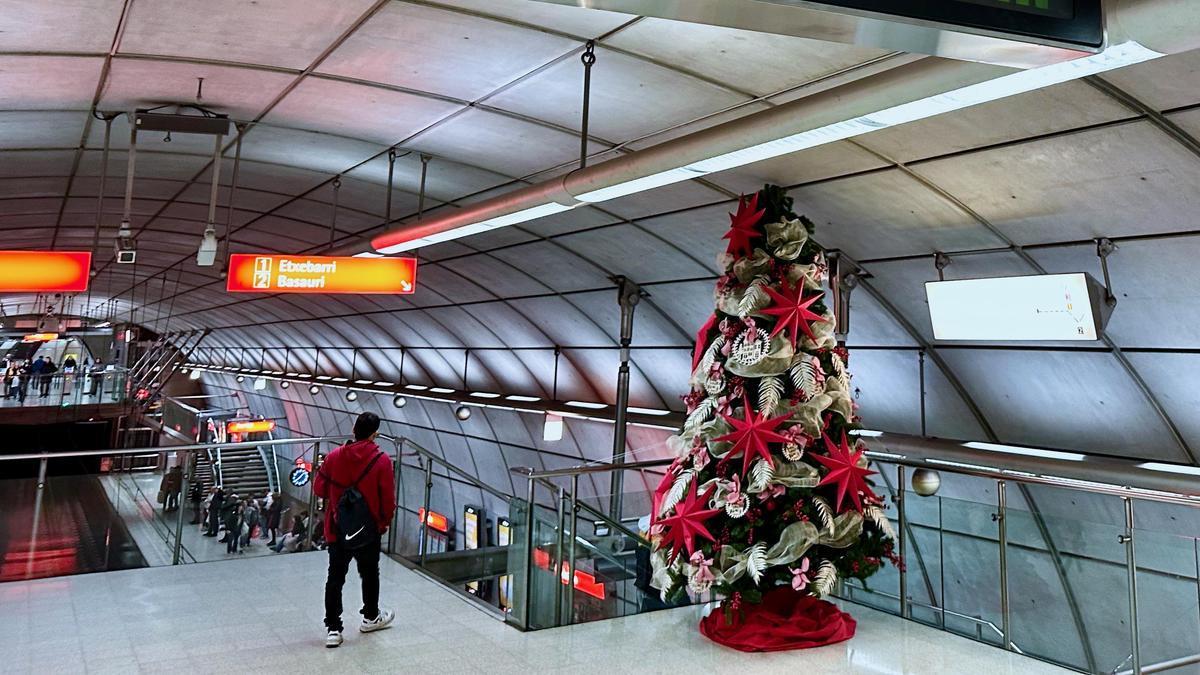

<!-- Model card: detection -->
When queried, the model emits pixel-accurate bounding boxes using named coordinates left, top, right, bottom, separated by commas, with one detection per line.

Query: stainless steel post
left=1122, top=496, right=1142, bottom=675
left=520, top=477, right=536, bottom=629
left=305, top=443, right=320, bottom=548
left=173, top=451, right=191, bottom=565
left=608, top=276, right=641, bottom=519
left=419, top=458, right=433, bottom=567
left=998, top=480, right=1011, bottom=650
left=27, top=457, right=48, bottom=580
left=567, top=474, right=579, bottom=625
left=553, top=486, right=567, bottom=627
left=897, top=464, right=908, bottom=619
left=387, top=440, right=401, bottom=554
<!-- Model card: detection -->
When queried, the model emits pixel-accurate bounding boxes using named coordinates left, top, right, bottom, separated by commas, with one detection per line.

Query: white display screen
left=926, top=273, right=1100, bottom=341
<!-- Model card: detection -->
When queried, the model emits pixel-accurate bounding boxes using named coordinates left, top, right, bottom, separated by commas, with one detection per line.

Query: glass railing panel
left=901, top=486, right=945, bottom=628
left=1131, top=527, right=1200, bottom=673
left=0, top=457, right=147, bottom=582
left=0, top=370, right=129, bottom=409
left=1005, top=505, right=1130, bottom=672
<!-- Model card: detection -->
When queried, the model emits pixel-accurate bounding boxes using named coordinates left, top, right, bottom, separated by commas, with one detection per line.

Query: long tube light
left=576, top=41, right=1161, bottom=202
left=360, top=42, right=1159, bottom=255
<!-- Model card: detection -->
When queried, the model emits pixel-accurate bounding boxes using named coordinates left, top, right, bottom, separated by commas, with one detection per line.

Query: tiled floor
left=0, top=552, right=1070, bottom=675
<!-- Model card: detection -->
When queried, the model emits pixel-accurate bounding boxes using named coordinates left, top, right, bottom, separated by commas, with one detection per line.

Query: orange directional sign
left=0, top=251, right=91, bottom=293
left=226, top=254, right=417, bottom=294
left=227, top=419, right=276, bottom=434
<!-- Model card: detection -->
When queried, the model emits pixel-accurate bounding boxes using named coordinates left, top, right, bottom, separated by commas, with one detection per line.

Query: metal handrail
left=514, top=458, right=672, bottom=479
left=380, top=434, right=512, bottom=502
left=0, top=435, right=344, bottom=462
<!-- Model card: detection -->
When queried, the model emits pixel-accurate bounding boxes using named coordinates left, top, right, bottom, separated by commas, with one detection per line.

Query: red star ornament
left=714, top=395, right=793, bottom=476
left=761, top=280, right=827, bottom=348
left=657, top=481, right=722, bottom=563
left=722, top=193, right=765, bottom=258
left=813, top=431, right=879, bottom=513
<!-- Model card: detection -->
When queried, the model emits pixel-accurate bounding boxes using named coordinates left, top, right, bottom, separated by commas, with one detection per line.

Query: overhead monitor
left=926, top=272, right=1113, bottom=341
left=226, top=254, right=417, bottom=295
left=788, top=0, right=1103, bottom=48
left=0, top=251, right=92, bottom=293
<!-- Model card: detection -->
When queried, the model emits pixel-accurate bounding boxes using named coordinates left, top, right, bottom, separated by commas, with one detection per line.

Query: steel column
left=553, top=486, right=567, bottom=626
left=998, top=480, right=1011, bottom=650
left=897, top=464, right=909, bottom=619
left=567, top=474, right=579, bottom=625
left=520, top=477, right=537, bottom=629
left=608, top=276, right=642, bottom=520
left=1122, top=496, right=1142, bottom=675
left=419, top=458, right=433, bottom=567
left=173, top=451, right=192, bottom=565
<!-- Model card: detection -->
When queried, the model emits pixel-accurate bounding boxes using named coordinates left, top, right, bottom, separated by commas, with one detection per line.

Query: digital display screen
left=790, top=0, right=1103, bottom=48
left=464, top=507, right=480, bottom=595
left=926, top=273, right=1104, bottom=341
left=497, top=517, right=512, bottom=610
left=955, top=0, right=1072, bottom=19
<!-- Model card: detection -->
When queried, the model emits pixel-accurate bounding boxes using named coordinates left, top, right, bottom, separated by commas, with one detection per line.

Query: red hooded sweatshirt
left=313, top=439, right=396, bottom=544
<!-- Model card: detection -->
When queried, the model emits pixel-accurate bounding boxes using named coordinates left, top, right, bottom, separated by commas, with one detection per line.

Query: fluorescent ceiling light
left=376, top=203, right=575, bottom=254
left=850, top=429, right=885, bottom=437
left=355, top=379, right=374, bottom=385
left=576, top=42, right=1161, bottom=204
left=429, top=387, right=455, bottom=394
left=405, top=384, right=429, bottom=391
left=1137, top=462, right=1200, bottom=477
left=316, top=375, right=333, bottom=381
left=963, top=441, right=1085, bottom=462
left=285, top=372, right=299, bottom=377
left=627, top=406, right=671, bottom=416
left=353, top=252, right=383, bottom=258
left=565, top=400, right=608, bottom=409
left=506, top=395, right=541, bottom=402
left=864, top=451, right=906, bottom=461
left=927, top=458, right=997, bottom=472
left=374, top=381, right=395, bottom=386
left=471, top=392, right=502, bottom=399
left=331, top=377, right=349, bottom=383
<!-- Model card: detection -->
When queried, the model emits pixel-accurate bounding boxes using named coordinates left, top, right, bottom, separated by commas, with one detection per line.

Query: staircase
left=212, top=446, right=272, bottom=499
left=194, top=446, right=272, bottom=499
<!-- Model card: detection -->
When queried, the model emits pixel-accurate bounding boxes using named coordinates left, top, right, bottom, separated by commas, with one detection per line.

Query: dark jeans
left=324, top=537, right=381, bottom=632
left=227, top=525, right=240, bottom=553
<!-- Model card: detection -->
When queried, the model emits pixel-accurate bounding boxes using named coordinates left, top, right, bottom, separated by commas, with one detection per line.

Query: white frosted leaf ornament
left=758, top=375, right=783, bottom=414
left=790, top=357, right=820, bottom=400
left=747, top=459, right=775, bottom=494
left=684, top=398, right=716, bottom=436
left=746, top=543, right=768, bottom=585
left=865, top=504, right=897, bottom=539
left=813, top=495, right=835, bottom=535
left=737, top=277, right=769, bottom=317
left=813, top=559, right=838, bottom=597
left=659, top=470, right=695, bottom=518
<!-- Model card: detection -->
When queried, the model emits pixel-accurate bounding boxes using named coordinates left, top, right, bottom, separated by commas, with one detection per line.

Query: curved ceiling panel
left=5, top=0, right=1200, bottom=465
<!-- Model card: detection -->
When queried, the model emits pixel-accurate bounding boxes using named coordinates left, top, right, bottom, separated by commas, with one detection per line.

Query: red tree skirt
left=699, top=587, right=857, bottom=652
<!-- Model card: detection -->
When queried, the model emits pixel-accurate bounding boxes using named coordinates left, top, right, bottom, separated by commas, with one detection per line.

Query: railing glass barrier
left=0, top=368, right=129, bottom=408
left=0, top=436, right=341, bottom=583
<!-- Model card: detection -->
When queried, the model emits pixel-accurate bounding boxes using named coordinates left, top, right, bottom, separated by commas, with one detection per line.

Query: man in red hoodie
left=314, top=412, right=396, bottom=648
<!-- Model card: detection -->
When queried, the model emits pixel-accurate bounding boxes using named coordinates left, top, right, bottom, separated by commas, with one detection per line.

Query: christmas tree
left=650, top=184, right=899, bottom=640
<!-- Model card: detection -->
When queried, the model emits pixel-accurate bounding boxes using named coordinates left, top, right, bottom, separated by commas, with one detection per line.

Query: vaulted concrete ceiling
left=4, top=0, right=1200, bottom=462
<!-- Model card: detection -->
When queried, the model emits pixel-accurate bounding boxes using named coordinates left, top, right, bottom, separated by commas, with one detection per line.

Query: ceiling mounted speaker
left=393, top=395, right=407, bottom=409
left=455, top=406, right=472, bottom=421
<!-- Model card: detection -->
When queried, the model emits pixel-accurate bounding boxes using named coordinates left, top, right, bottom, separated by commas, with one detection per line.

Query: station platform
left=0, top=551, right=1070, bottom=674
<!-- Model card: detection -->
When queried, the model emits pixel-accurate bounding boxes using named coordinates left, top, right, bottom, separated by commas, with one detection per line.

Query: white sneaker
left=325, top=630, right=343, bottom=648
left=360, top=609, right=395, bottom=633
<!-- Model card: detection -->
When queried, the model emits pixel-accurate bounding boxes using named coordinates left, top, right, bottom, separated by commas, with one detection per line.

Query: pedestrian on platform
left=223, top=495, right=243, bottom=554
left=38, top=357, right=57, bottom=398
left=314, top=412, right=396, bottom=648
left=205, top=486, right=225, bottom=537
left=265, top=493, right=283, bottom=546
left=159, top=465, right=183, bottom=513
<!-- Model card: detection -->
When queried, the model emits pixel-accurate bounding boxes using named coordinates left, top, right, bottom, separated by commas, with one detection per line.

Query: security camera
left=115, top=220, right=136, bottom=264
left=196, top=225, right=218, bottom=267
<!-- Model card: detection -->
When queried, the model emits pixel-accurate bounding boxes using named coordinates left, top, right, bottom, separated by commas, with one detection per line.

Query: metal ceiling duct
left=347, top=56, right=1008, bottom=255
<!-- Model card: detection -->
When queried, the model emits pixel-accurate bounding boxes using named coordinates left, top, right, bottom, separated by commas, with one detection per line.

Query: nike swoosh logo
left=345, top=526, right=365, bottom=540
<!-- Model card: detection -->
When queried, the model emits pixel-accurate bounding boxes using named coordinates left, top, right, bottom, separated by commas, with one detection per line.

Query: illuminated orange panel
left=226, top=254, right=417, bottom=294
left=0, top=251, right=91, bottom=293
left=22, top=333, right=59, bottom=342
left=417, top=508, right=450, bottom=533
left=227, top=420, right=276, bottom=434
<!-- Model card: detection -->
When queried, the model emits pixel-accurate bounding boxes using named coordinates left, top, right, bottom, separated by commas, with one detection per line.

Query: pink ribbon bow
left=790, top=557, right=811, bottom=592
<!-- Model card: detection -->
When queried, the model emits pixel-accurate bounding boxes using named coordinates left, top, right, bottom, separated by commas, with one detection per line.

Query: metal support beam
left=608, top=275, right=643, bottom=520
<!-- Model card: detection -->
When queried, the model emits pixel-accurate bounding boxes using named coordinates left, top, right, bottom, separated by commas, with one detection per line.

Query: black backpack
left=323, top=452, right=383, bottom=549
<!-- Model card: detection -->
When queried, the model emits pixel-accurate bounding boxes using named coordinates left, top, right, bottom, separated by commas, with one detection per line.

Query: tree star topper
left=722, top=193, right=766, bottom=258
left=657, top=480, right=722, bottom=562
left=813, top=431, right=878, bottom=513
left=761, top=279, right=827, bottom=348
left=714, top=395, right=793, bottom=476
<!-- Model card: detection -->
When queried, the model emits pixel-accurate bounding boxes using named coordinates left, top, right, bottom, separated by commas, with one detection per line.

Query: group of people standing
left=195, top=485, right=286, bottom=554
left=2, top=354, right=102, bottom=403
